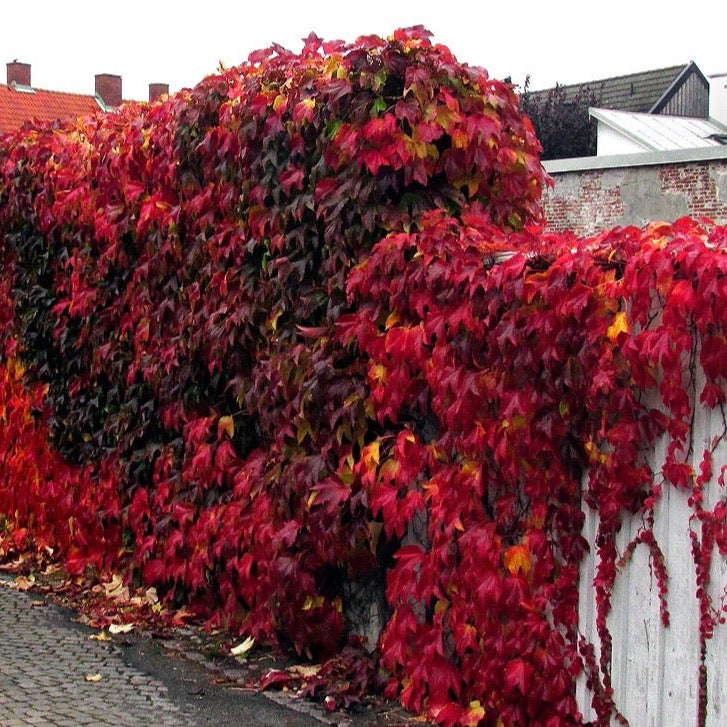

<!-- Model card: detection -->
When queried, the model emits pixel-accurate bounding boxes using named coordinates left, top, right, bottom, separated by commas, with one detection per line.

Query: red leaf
left=258, top=670, right=293, bottom=690
left=12, top=528, right=29, bottom=549
left=504, top=658, right=532, bottom=695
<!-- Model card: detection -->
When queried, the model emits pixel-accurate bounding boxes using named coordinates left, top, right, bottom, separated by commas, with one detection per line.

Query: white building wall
left=578, top=371, right=727, bottom=726
left=709, top=73, right=727, bottom=126
left=597, top=123, right=648, bottom=156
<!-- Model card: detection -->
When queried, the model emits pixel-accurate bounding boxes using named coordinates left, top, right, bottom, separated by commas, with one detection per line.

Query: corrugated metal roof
left=0, top=83, right=103, bottom=134
left=590, top=107, right=727, bottom=151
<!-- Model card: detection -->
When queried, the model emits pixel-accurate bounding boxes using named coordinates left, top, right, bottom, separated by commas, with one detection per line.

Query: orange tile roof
left=0, top=83, right=103, bottom=134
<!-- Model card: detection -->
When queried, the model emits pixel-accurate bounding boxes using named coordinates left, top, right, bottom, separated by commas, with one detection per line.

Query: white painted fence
left=577, top=372, right=727, bottom=726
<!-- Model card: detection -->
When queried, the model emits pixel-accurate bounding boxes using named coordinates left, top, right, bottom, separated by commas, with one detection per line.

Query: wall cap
left=543, top=145, right=727, bottom=175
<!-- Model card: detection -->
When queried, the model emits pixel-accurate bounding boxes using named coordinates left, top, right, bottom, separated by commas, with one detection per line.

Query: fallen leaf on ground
left=14, top=575, right=35, bottom=591
left=170, top=608, right=193, bottom=626
left=230, top=636, right=255, bottom=658
left=109, top=623, right=134, bottom=634
left=0, top=554, right=31, bottom=571
left=103, top=574, right=129, bottom=602
left=259, top=669, right=293, bottom=689
left=89, top=631, right=112, bottom=642
left=85, top=674, right=103, bottom=682
left=290, top=664, right=321, bottom=678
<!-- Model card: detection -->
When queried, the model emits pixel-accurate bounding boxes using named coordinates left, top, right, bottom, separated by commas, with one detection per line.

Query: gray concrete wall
left=542, top=147, right=727, bottom=236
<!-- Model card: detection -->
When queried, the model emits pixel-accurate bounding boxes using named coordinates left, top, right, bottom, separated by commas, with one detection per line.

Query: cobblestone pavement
left=0, top=575, right=331, bottom=726
left=0, top=575, right=190, bottom=726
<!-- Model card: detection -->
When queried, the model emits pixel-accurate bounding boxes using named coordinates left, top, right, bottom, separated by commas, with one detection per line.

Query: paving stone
left=0, top=577, right=192, bottom=727
left=0, top=573, right=421, bottom=726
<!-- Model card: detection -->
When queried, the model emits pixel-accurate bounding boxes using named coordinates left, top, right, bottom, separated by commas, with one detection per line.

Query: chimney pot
left=148, top=83, right=169, bottom=103
left=95, top=73, right=122, bottom=108
left=7, top=61, right=31, bottom=86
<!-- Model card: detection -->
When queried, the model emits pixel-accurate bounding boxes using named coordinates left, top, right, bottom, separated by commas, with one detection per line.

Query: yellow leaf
left=363, top=440, right=380, bottom=469
left=404, top=135, right=437, bottom=161
left=504, top=543, right=531, bottom=575
left=339, top=462, right=354, bottom=486
left=89, top=632, right=112, bottom=642
left=290, top=664, right=321, bottom=678
left=343, top=392, right=360, bottom=408
left=385, top=311, right=400, bottom=329
left=367, top=521, right=383, bottom=554
left=435, top=104, right=458, bottom=132
left=296, top=418, right=312, bottom=444
left=511, top=414, right=527, bottom=431
left=7, top=358, right=25, bottom=381
left=462, top=459, right=479, bottom=477
left=453, top=174, right=480, bottom=197
left=451, top=128, right=469, bottom=149
left=269, top=309, right=282, bottom=332
left=465, top=701, right=486, bottom=725
left=370, top=363, right=387, bottom=383
left=218, top=415, right=235, bottom=439
left=607, top=311, right=629, bottom=341
left=85, top=674, right=103, bottom=682
left=273, top=94, right=288, bottom=113
left=379, top=458, right=399, bottom=480
left=14, top=575, right=35, bottom=591
left=302, top=595, right=324, bottom=611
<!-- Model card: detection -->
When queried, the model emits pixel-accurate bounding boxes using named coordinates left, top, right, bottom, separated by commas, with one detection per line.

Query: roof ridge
left=1, top=82, right=97, bottom=99
left=526, top=63, right=690, bottom=93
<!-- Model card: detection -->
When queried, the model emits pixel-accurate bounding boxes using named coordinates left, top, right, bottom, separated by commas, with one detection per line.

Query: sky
left=1, top=1, right=726, bottom=102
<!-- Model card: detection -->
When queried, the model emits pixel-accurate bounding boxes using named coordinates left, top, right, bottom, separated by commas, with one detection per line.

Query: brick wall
left=542, top=148, right=727, bottom=236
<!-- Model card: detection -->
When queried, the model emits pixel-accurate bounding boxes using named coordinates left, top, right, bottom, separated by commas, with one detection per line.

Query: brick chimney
left=148, top=83, right=169, bottom=103
left=7, top=61, right=31, bottom=86
left=95, top=73, right=122, bottom=107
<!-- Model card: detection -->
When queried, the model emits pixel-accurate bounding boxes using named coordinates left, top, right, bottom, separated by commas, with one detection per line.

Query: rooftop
left=525, top=62, right=704, bottom=114
left=591, top=107, right=727, bottom=152
left=0, top=61, right=169, bottom=135
left=0, top=83, right=103, bottom=134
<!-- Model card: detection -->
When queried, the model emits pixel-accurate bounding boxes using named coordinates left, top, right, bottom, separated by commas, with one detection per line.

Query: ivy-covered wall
left=2, top=28, right=727, bottom=727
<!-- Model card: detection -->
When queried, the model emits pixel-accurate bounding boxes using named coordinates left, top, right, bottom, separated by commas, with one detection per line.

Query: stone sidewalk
left=0, top=574, right=336, bottom=726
